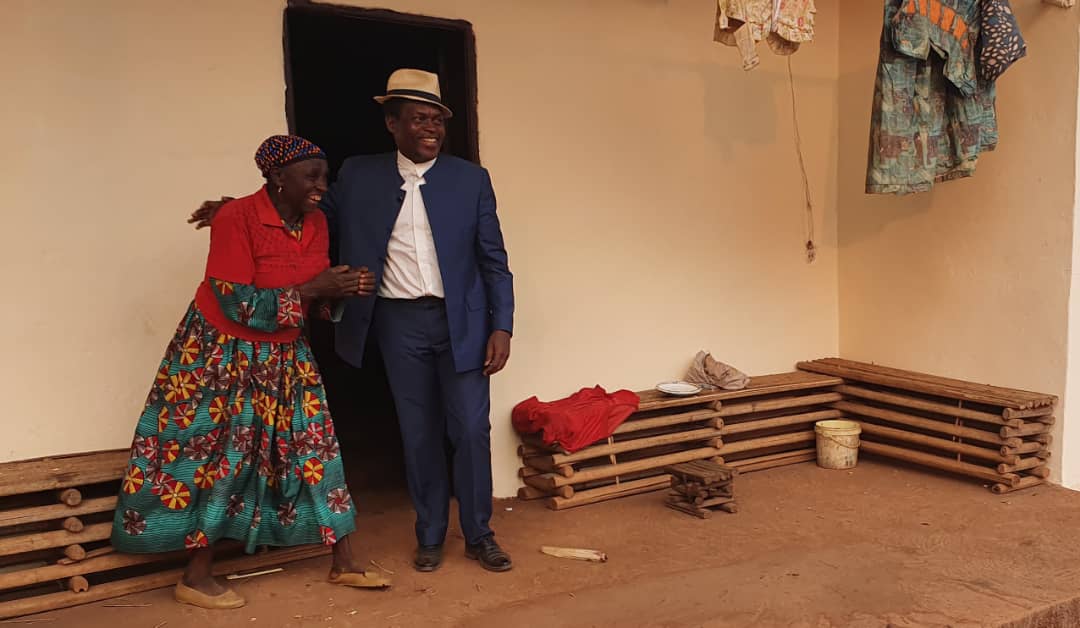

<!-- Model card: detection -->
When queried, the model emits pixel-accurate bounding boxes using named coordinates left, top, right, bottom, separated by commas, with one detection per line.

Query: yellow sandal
left=327, top=570, right=392, bottom=589
left=174, top=581, right=246, bottom=609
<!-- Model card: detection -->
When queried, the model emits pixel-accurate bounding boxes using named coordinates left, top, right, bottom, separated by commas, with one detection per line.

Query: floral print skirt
left=111, top=302, right=356, bottom=554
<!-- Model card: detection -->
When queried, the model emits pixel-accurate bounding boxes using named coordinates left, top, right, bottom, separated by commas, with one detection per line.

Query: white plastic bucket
left=814, top=420, right=861, bottom=470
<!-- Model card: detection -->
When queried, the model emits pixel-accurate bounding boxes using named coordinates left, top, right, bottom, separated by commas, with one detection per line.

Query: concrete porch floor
left=29, top=461, right=1080, bottom=627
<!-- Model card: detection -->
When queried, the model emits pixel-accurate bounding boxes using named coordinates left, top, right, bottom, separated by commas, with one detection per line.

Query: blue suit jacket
left=321, top=152, right=514, bottom=373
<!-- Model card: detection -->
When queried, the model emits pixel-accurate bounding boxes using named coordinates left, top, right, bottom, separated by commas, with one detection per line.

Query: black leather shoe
left=413, top=545, right=443, bottom=572
left=465, top=536, right=513, bottom=572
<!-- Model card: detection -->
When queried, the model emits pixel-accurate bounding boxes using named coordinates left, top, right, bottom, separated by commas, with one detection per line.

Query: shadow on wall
left=703, top=63, right=781, bottom=152
left=700, top=58, right=843, bottom=252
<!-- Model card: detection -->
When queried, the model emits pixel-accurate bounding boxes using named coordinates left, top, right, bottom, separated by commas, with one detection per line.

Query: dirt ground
left=27, top=461, right=1080, bottom=628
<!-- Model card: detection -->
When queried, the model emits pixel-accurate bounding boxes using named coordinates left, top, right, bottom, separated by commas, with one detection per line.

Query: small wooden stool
left=664, top=460, right=738, bottom=519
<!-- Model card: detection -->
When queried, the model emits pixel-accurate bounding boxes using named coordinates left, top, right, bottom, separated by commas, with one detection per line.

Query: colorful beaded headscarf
left=254, top=135, right=326, bottom=176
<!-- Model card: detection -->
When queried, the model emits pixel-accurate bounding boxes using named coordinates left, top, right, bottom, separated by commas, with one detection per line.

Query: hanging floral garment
left=714, top=0, right=816, bottom=70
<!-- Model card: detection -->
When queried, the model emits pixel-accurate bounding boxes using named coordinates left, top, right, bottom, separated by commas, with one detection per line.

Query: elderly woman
left=111, top=136, right=390, bottom=610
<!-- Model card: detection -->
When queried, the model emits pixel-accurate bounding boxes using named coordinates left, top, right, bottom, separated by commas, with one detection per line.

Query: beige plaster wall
left=1, top=0, right=288, bottom=462
left=836, top=3, right=1080, bottom=481
left=2, top=0, right=841, bottom=496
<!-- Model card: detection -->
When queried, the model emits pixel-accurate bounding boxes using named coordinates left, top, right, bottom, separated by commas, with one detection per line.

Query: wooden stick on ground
left=225, top=567, right=284, bottom=580
left=539, top=546, right=607, bottom=563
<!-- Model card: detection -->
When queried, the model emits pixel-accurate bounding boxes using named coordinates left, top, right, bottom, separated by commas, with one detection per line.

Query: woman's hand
left=301, top=266, right=366, bottom=300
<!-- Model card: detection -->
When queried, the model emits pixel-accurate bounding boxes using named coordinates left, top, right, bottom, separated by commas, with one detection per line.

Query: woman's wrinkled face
left=272, top=159, right=328, bottom=214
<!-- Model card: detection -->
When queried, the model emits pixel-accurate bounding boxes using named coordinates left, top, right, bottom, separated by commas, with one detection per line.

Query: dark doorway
left=283, top=2, right=480, bottom=496
left=284, top=1, right=479, bottom=177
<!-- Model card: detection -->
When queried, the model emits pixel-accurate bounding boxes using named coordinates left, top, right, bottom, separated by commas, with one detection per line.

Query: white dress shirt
left=379, top=152, right=446, bottom=299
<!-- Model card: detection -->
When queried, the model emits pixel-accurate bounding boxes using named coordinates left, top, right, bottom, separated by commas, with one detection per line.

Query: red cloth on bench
left=512, top=386, right=640, bottom=453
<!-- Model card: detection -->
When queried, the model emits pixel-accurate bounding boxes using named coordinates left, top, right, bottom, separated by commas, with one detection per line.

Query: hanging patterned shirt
left=866, top=0, right=998, bottom=195
left=714, top=0, right=817, bottom=70
left=892, top=0, right=979, bottom=95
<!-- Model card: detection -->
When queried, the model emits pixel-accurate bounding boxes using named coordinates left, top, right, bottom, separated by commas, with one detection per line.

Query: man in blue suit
left=192, top=69, right=514, bottom=573
left=328, top=69, right=514, bottom=573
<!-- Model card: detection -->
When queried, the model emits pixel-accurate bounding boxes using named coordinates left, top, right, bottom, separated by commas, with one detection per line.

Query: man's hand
left=188, top=197, right=234, bottom=229
left=484, top=330, right=512, bottom=376
left=356, top=267, right=376, bottom=297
